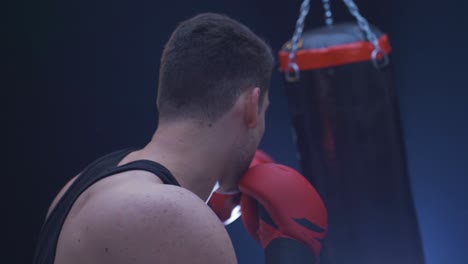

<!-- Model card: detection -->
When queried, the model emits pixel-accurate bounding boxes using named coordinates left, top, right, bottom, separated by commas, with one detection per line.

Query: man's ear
left=244, top=87, right=261, bottom=128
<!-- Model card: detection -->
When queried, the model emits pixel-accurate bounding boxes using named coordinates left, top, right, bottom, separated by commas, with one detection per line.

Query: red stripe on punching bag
left=279, top=34, right=391, bottom=72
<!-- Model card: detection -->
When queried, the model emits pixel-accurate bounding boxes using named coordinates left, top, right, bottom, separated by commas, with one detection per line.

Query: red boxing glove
left=239, top=164, right=327, bottom=257
left=208, top=150, right=273, bottom=225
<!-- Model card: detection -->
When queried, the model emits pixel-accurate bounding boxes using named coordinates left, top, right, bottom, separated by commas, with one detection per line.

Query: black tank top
left=33, top=149, right=180, bottom=264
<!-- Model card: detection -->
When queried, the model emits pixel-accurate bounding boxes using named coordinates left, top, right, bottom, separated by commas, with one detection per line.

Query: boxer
left=34, top=13, right=326, bottom=264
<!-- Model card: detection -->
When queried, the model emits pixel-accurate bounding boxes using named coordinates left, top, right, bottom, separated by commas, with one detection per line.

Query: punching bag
left=279, top=23, right=425, bottom=264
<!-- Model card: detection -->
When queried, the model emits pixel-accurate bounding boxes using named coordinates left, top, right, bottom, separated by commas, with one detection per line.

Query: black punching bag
left=279, top=23, right=425, bottom=264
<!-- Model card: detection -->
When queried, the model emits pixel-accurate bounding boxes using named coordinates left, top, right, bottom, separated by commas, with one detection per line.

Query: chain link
left=342, top=0, right=389, bottom=68
left=286, top=0, right=311, bottom=82
left=322, top=0, right=334, bottom=26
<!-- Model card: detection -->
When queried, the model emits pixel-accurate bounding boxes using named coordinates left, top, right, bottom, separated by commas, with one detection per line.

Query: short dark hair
left=157, top=13, right=274, bottom=122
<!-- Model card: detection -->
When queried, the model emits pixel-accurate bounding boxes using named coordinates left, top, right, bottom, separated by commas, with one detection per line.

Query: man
left=34, top=13, right=327, bottom=264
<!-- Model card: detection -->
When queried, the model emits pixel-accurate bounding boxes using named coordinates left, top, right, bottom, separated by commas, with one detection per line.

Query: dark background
left=5, top=0, right=468, bottom=263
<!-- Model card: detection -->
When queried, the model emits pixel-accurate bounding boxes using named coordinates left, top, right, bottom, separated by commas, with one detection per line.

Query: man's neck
left=136, top=120, right=238, bottom=201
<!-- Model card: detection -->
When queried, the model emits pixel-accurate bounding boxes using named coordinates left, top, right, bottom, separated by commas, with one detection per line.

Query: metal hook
left=286, top=62, right=300, bottom=83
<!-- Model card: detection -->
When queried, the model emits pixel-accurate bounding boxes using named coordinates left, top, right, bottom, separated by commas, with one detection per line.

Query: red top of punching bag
left=279, top=23, right=392, bottom=71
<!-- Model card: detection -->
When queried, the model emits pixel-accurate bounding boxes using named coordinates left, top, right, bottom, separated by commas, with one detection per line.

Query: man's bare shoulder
left=68, top=179, right=237, bottom=264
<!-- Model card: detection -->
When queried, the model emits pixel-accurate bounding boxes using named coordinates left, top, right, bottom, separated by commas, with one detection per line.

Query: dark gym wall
left=391, top=1, right=468, bottom=263
left=5, top=0, right=467, bottom=263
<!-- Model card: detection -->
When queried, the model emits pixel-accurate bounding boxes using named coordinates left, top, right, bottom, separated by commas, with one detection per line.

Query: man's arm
left=74, top=184, right=237, bottom=264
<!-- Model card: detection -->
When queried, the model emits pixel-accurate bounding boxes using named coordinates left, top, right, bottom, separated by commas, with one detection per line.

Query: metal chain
left=286, top=0, right=311, bottom=82
left=322, top=0, right=334, bottom=26
left=342, top=0, right=389, bottom=68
